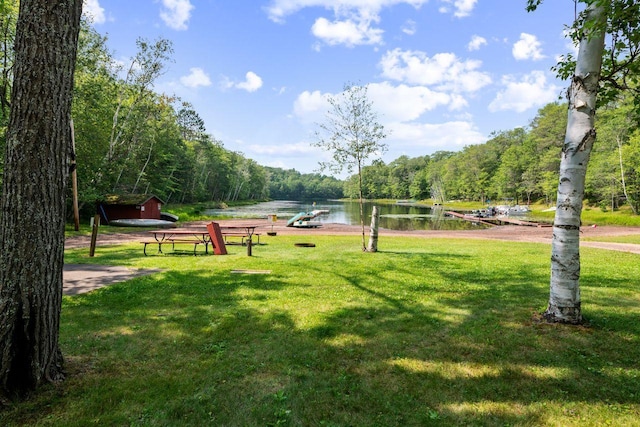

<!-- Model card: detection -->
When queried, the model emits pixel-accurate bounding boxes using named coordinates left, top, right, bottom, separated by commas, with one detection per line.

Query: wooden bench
left=141, top=239, right=203, bottom=256
left=222, top=232, right=261, bottom=246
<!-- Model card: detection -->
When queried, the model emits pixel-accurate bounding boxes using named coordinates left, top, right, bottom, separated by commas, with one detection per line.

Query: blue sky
left=83, top=0, right=580, bottom=177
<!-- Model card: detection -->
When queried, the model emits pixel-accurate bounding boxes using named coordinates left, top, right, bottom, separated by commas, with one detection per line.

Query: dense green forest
left=0, top=8, right=342, bottom=211
left=350, top=98, right=640, bottom=213
left=1, top=5, right=639, bottom=214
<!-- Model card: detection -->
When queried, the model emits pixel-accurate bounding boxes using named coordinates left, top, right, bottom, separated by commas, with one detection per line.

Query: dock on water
left=446, top=211, right=552, bottom=228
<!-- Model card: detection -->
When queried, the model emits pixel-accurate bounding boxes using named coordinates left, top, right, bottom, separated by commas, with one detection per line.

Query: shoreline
left=64, top=219, right=640, bottom=254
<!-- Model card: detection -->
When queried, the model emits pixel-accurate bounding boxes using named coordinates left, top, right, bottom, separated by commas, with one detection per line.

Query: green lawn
left=2, top=235, right=639, bottom=426
left=582, top=234, right=640, bottom=244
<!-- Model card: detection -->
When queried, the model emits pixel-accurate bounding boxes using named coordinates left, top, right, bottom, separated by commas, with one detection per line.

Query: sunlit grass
left=2, top=235, right=639, bottom=426
left=582, top=234, right=640, bottom=244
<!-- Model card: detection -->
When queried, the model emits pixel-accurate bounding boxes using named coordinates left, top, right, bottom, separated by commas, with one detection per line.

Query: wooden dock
left=446, top=211, right=552, bottom=228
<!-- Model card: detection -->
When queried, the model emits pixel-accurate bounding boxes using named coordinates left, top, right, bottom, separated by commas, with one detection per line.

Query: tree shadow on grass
left=8, top=243, right=639, bottom=425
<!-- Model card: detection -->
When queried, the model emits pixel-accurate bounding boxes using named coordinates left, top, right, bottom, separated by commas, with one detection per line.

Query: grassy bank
left=2, top=235, right=639, bottom=426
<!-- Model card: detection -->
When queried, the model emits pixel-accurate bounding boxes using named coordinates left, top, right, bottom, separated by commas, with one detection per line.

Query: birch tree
left=314, top=83, right=387, bottom=251
left=528, top=0, right=640, bottom=324
left=0, top=0, right=82, bottom=397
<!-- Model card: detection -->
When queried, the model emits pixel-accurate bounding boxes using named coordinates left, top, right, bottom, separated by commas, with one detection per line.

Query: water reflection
left=204, top=200, right=487, bottom=231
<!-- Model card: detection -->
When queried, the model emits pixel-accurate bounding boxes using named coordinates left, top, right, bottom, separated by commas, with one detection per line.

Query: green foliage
left=4, top=4, right=640, bottom=212
left=538, top=0, right=640, bottom=114
left=68, top=25, right=278, bottom=206
left=266, top=167, right=343, bottom=200
left=314, top=82, right=388, bottom=249
left=313, top=83, right=388, bottom=177
left=343, top=105, right=566, bottom=205
left=339, top=94, right=640, bottom=215
left=2, top=235, right=640, bottom=424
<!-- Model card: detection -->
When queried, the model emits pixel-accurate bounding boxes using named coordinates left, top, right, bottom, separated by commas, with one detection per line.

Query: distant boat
left=292, top=220, right=322, bottom=228
left=466, top=208, right=494, bottom=218
left=160, top=212, right=179, bottom=222
left=496, top=205, right=531, bottom=216
left=108, top=218, right=177, bottom=228
left=287, top=211, right=324, bottom=228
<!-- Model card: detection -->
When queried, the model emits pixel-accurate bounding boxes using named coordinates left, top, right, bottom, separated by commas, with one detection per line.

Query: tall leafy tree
left=0, top=0, right=83, bottom=397
left=529, top=0, right=640, bottom=324
left=314, top=83, right=387, bottom=251
left=101, top=37, right=173, bottom=192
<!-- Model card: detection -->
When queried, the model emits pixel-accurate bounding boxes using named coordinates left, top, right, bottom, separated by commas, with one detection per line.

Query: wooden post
left=367, top=205, right=379, bottom=252
left=70, top=119, right=80, bottom=231
left=246, top=238, right=252, bottom=256
left=89, top=214, right=100, bottom=257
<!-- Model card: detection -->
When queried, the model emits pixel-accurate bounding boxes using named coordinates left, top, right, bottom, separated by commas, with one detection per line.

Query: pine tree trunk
left=0, top=0, right=82, bottom=397
left=545, top=2, right=605, bottom=324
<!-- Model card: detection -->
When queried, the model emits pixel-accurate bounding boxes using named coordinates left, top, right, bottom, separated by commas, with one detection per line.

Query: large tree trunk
left=544, top=2, right=605, bottom=324
left=0, top=0, right=82, bottom=397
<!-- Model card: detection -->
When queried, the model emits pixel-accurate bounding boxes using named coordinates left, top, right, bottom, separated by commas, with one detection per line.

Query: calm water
left=204, top=200, right=487, bottom=231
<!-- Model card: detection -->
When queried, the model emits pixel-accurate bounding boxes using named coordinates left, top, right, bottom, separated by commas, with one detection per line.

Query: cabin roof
left=99, top=194, right=164, bottom=206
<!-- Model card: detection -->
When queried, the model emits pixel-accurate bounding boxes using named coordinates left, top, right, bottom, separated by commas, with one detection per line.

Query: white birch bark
left=367, top=205, right=379, bottom=252
left=545, top=3, right=606, bottom=324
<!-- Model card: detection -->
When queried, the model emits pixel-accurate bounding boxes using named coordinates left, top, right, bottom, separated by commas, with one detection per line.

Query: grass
left=582, top=234, right=640, bottom=244
left=2, top=235, right=640, bottom=426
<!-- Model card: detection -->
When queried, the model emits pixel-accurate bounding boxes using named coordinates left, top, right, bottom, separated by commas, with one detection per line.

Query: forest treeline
left=0, top=9, right=342, bottom=212
left=1, top=7, right=639, bottom=214
left=350, top=97, right=640, bottom=213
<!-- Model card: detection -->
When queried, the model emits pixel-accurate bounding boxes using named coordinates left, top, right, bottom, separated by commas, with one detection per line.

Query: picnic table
left=221, top=225, right=261, bottom=256
left=142, top=223, right=260, bottom=256
left=144, top=228, right=211, bottom=255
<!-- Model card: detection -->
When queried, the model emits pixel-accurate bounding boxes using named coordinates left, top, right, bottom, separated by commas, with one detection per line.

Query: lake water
left=204, top=200, right=487, bottom=231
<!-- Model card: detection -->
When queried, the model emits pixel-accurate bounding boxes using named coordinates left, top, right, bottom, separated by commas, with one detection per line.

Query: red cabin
left=98, top=194, right=164, bottom=224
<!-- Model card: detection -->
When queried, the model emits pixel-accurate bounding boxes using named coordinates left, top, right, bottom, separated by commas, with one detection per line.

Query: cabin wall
left=99, top=198, right=162, bottom=222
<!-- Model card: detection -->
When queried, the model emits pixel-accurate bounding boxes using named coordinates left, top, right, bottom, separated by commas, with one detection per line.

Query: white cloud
left=160, top=0, right=194, bottom=31
left=249, top=141, right=318, bottom=157
left=264, top=1, right=477, bottom=47
left=235, top=72, right=263, bottom=92
left=379, top=48, right=491, bottom=93
left=390, top=120, right=485, bottom=150
left=221, top=72, right=264, bottom=93
left=402, top=19, right=417, bottom=35
left=438, top=0, right=477, bottom=18
left=512, top=33, right=545, bottom=61
left=489, top=71, right=560, bottom=113
left=180, top=68, right=212, bottom=88
left=467, top=35, right=487, bottom=51
left=367, top=82, right=461, bottom=122
left=294, top=81, right=469, bottom=129
left=83, top=0, right=106, bottom=24
left=293, top=90, right=331, bottom=123
left=265, top=1, right=429, bottom=22
left=312, top=17, right=383, bottom=46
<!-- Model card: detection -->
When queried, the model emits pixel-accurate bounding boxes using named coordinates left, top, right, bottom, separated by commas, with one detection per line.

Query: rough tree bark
left=545, top=2, right=605, bottom=324
left=0, top=0, right=83, bottom=397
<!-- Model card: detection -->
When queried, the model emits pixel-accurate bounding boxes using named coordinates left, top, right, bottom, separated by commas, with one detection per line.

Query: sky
left=83, top=0, right=581, bottom=178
